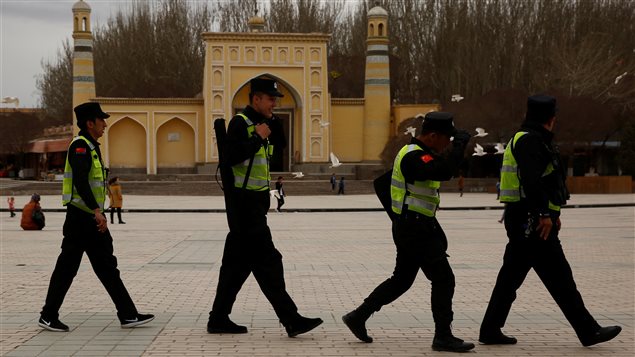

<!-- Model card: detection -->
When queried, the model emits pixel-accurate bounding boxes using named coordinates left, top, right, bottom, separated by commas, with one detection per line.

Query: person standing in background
left=7, top=196, right=15, bottom=217
left=330, top=173, right=337, bottom=192
left=108, top=176, right=125, bottom=224
left=338, top=177, right=345, bottom=195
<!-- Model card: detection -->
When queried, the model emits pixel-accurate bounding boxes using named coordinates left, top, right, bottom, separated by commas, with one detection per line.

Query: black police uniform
left=480, top=118, right=614, bottom=345
left=209, top=103, right=321, bottom=336
left=365, top=137, right=465, bottom=331
left=41, top=130, right=138, bottom=322
left=343, top=113, right=473, bottom=351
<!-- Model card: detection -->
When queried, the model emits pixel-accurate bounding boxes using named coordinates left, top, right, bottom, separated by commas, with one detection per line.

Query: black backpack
left=374, top=170, right=398, bottom=221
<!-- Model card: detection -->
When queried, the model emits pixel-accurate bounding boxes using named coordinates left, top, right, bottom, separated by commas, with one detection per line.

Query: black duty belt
left=399, top=211, right=434, bottom=221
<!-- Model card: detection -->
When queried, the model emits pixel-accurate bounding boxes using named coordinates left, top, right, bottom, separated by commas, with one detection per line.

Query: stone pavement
left=1, top=194, right=633, bottom=356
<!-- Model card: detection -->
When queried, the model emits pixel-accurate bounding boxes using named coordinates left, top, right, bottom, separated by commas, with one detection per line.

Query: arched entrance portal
left=231, top=76, right=301, bottom=172
left=108, top=117, right=147, bottom=173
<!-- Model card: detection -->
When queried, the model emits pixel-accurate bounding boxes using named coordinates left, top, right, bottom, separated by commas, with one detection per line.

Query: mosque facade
left=71, top=0, right=436, bottom=175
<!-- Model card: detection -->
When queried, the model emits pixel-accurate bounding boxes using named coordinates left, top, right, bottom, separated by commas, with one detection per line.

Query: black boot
left=432, top=333, right=475, bottom=352
left=342, top=307, right=374, bottom=343
left=479, top=328, right=517, bottom=345
left=581, top=325, right=621, bottom=347
left=207, top=315, right=248, bottom=334
left=284, top=316, right=323, bottom=337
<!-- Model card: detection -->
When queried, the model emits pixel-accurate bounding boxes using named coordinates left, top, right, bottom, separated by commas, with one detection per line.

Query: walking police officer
left=39, top=102, right=154, bottom=332
left=479, top=95, right=622, bottom=346
left=343, top=112, right=475, bottom=352
left=207, top=77, right=323, bottom=337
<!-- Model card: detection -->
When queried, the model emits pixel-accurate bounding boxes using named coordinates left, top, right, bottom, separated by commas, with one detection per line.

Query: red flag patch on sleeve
left=75, top=147, right=87, bottom=154
left=420, top=154, right=434, bottom=163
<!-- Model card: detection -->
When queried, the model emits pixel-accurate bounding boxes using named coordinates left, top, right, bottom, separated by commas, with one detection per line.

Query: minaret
left=71, top=0, right=96, bottom=133
left=362, top=5, right=391, bottom=161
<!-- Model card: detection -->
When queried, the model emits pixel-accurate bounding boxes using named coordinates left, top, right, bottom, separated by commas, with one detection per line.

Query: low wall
left=566, top=176, right=633, bottom=194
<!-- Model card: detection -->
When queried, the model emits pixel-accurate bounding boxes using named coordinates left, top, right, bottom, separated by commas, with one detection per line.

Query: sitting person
left=21, top=193, right=45, bottom=230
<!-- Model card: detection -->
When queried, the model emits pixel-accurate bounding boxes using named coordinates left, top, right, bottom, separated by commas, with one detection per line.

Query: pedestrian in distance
left=275, top=176, right=285, bottom=212
left=457, top=173, right=465, bottom=197
left=337, top=176, right=345, bottom=195
left=208, top=77, right=323, bottom=337
left=479, top=95, right=621, bottom=346
left=20, top=193, right=45, bottom=230
left=342, top=112, right=475, bottom=352
left=39, top=102, right=153, bottom=332
left=108, top=176, right=125, bottom=224
left=330, top=173, right=337, bottom=192
left=7, top=196, right=15, bottom=217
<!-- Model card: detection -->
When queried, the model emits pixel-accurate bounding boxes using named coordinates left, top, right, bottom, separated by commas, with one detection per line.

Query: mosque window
left=379, top=23, right=384, bottom=36
left=369, top=24, right=374, bottom=36
left=82, top=17, right=87, bottom=31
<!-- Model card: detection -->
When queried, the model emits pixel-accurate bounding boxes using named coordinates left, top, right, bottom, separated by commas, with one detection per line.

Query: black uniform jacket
left=513, top=121, right=569, bottom=217
left=66, top=130, right=104, bottom=211
left=225, top=105, right=286, bottom=168
left=223, top=106, right=286, bottom=224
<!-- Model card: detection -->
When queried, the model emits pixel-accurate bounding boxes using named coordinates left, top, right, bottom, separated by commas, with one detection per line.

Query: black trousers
left=110, top=207, right=123, bottom=223
left=41, top=205, right=137, bottom=320
left=276, top=197, right=285, bottom=210
left=364, top=215, right=455, bottom=333
left=211, top=190, right=299, bottom=324
left=480, top=205, right=600, bottom=341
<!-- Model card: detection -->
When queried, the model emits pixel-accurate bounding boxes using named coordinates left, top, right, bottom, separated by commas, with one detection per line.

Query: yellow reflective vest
left=62, top=136, right=106, bottom=213
left=231, top=113, right=273, bottom=191
left=391, top=144, right=441, bottom=217
left=500, top=132, right=560, bottom=211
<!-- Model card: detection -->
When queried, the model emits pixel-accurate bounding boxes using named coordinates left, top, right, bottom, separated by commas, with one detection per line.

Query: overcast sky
left=1, top=0, right=133, bottom=108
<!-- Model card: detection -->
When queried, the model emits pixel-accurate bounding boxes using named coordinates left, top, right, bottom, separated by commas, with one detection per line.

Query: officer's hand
left=536, top=216, right=552, bottom=240
left=556, top=217, right=561, bottom=231
left=452, top=129, right=472, bottom=146
left=255, top=123, right=271, bottom=139
left=94, top=210, right=107, bottom=233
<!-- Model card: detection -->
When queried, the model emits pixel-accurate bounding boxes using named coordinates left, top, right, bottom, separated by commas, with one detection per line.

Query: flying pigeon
left=1, top=96, right=19, bottom=107
left=615, top=72, right=628, bottom=85
left=291, top=172, right=304, bottom=179
left=269, top=189, right=281, bottom=199
left=319, top=120, right=330, bottom=128
left=475, top=127, right=488, bottom=137
left=494, top=143, right=505, bottom=154
left=472, top=143, right=486, bottom=156
left=404, top=126, right=416, bottom=137
left=329, top=152, right=342, bottom=168
left=451, top=94, right=464, bottom=102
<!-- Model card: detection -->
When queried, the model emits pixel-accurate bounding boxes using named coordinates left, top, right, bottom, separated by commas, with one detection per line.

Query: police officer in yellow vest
left=39, top=102, right=154, bottom=332
left=207, top=77, right=323, bottom=337
left=479, top=95, right=621, bottom=346
left=343, top=112, right=475, bottom=352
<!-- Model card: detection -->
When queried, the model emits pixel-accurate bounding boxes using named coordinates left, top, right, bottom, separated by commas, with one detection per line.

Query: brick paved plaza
left=1, top=194, right=633, bottom=356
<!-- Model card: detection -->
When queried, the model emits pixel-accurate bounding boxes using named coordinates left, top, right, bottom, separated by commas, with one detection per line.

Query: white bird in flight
left=1, top=96, right=19, bottom=107
left=319, top=120, right=330, bottom=128
left=472, top=143, right=486, bottom=156
left=451, top=94, right=464, bottom=102
left=615, top=72, right=628, bottom=85
left=404, top=126, right=416, bottom=137
left=269, top=189, right=281, bottom=199
left=329, top=152, right=342, bottom=168
left=494, top=143, right=505, bottom=154
left=475, top=127, right=489, bottom=137
left=291, top=172, right=304, bottom=179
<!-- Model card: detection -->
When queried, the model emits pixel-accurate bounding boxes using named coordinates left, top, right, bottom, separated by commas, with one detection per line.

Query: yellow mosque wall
left=99, top=99, right=204, bottom=174
left=331, top=99, right=365, bottom=162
